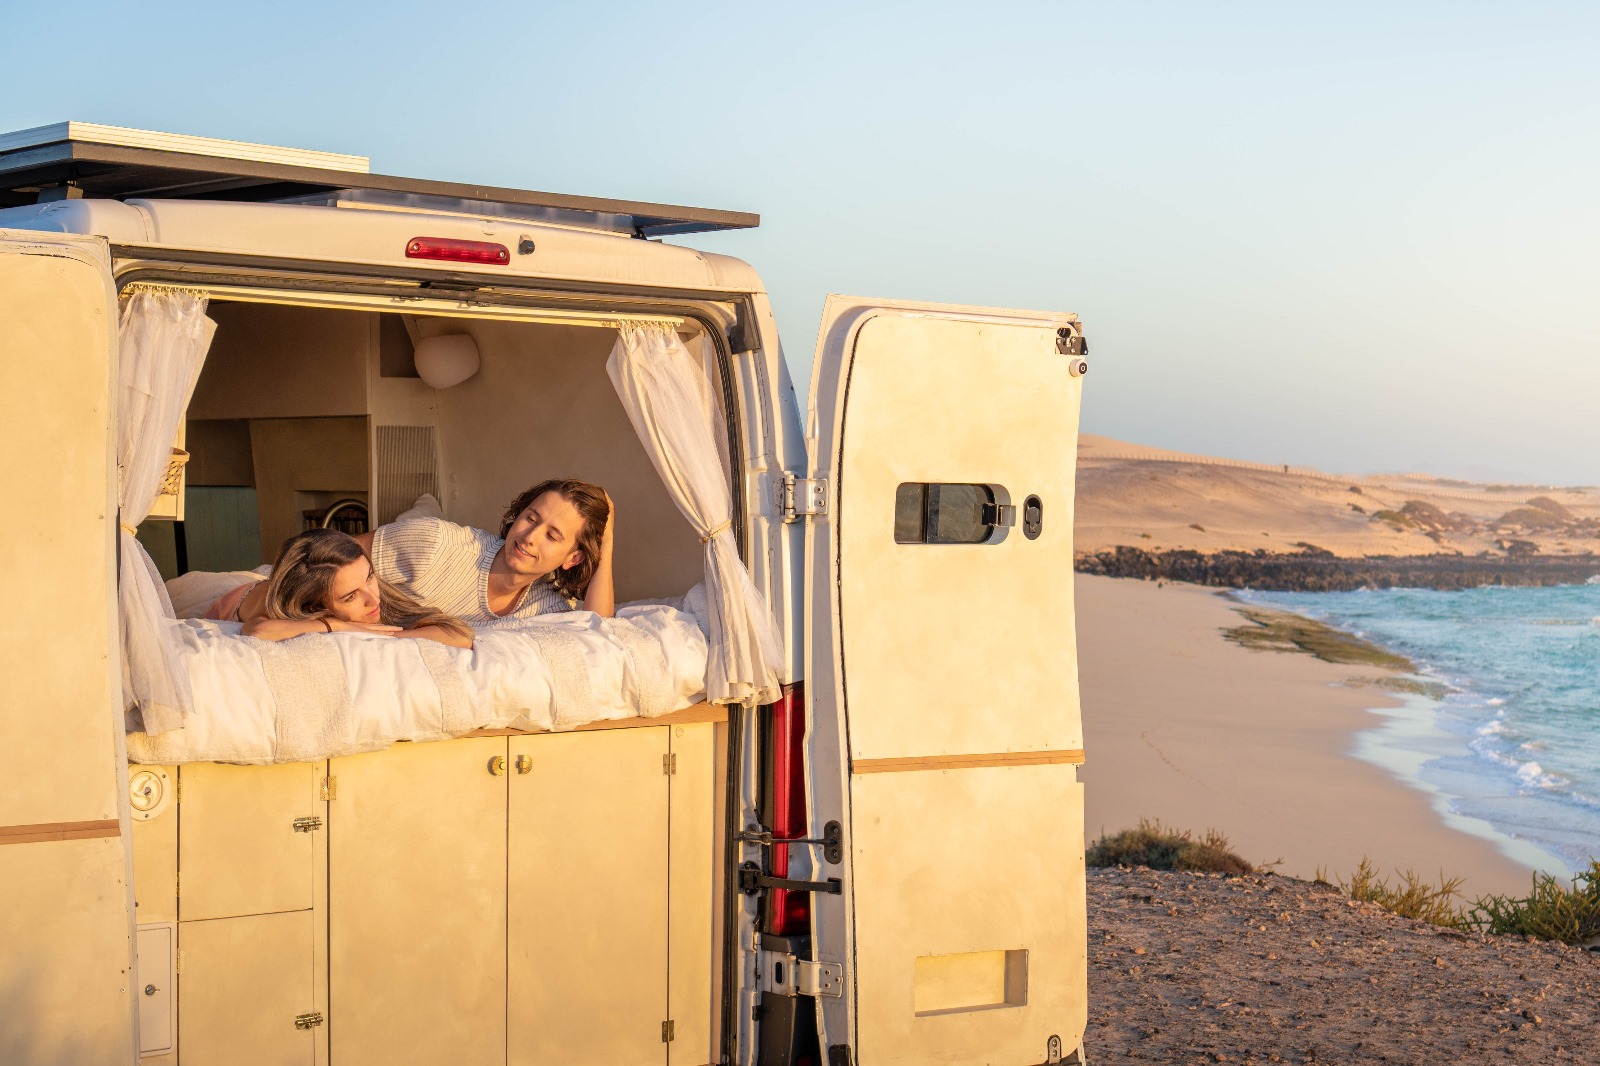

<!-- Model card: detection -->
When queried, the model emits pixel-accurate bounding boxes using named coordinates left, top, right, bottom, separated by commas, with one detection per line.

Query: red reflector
left=766, top=682, right=811, bottom=937
left=404, top=237, right=510, bottom=265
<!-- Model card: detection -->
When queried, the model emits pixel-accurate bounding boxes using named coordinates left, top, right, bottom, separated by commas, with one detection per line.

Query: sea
left=1239, top=582, right=1600, bottom=880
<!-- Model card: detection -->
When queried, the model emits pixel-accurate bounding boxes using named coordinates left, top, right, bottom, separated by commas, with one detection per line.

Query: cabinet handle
left=488, top=755, right=507, bottom=776
left=515, top=754, right=533, bottom=775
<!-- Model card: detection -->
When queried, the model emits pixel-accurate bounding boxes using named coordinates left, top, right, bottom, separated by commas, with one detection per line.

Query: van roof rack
left=0, top=122, right=758, bottom=237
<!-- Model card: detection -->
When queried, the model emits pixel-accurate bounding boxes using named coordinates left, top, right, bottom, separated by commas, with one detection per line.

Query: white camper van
left=0, top=123, right=1089, bottom=1066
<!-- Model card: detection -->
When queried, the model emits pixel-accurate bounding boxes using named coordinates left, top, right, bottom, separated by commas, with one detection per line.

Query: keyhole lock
left=144, top=984, right=158, bottom=997
left=1023, top=495, right=1044, bottom=541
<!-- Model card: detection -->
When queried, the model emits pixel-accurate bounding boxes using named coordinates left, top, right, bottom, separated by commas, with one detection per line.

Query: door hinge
left=295, top=1011, right=324, bottom=1030
left=661, top=1019, right=675, bottom=1043
left=736, top=821, right=843, bottom=865
left=761, top=950, right=844, bottom=998
left=174, top=949, right=182, bottom=975
left=779, top=473, right=828, bottom=522
left=662, top=752, right=677, bottom=775
left=320, top=776, right=337, bottom=801
left=292, top=816, right=323, bottom=833
left=174, top=775, right=182, bottom=803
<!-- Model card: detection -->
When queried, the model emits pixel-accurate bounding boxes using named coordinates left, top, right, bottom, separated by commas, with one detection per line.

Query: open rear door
left=802, top=296, right=1088, bottom=1065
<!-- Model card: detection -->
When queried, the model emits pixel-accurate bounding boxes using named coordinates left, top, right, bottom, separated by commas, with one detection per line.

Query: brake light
left=404, top=237, right=510, bottom=265
left=766, top=682, right=810, bottom=936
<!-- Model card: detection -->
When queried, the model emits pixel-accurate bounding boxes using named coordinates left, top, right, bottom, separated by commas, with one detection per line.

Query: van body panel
left=0, top=232, right=136, bottom=1065
left=803, top=296, right=1087, bottom=1061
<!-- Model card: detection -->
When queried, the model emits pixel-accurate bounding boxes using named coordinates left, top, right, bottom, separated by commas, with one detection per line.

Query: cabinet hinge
left=779, top=473, right=828, bottom=522
left=320, top=776, right=337, bottom=801
left=661, top=1019, right=675, bottom=1043
left=174, top=775, right=182, bottom=803
left=662, top=752, right=677, bottom=776
left=295, top=1012, right=324, bottom=1030
left=174, top=949, right=183, bottom=975
left=292, top=816, right=323, bottom=833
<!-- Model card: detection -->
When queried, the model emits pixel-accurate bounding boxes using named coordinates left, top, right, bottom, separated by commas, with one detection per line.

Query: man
left=354, top=479, right=615, bottom=627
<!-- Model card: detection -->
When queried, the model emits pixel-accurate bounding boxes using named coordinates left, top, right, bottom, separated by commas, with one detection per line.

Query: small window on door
left=894, top=483, right=1011, bottom=544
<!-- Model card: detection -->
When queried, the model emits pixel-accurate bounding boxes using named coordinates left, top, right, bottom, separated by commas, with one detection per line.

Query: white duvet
left=126, top=597, right=709, bottom=766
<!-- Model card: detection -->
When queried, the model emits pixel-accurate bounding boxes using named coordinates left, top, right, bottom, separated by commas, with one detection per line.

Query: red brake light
left=766, top=682, right=811, bottom=936
left=404, top=237, right=510, bottom=265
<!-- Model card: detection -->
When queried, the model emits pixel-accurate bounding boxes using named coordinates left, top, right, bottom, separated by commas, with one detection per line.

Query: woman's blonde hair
left=261, top=528, right=471, bottom=641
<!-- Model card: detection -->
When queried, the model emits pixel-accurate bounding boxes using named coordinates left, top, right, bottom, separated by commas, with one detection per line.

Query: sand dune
left=1076, top=434, right=1600, bottom=559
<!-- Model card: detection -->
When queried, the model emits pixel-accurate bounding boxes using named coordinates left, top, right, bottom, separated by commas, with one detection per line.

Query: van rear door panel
left=803, top=297, right=1088, bottom=1063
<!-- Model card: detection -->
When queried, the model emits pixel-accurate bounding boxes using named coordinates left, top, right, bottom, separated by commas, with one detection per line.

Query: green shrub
left=1086, top=819, right=1254, bottom=875
left=1323, top=857, right=1469, bottom=929
left=1464, top=861, right=1600, bottom=945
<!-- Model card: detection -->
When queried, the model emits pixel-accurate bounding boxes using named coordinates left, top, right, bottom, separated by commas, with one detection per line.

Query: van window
left=894, top=483, right=1006, bottom=544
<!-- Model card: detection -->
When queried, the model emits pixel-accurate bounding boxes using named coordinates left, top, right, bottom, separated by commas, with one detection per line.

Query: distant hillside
left=1075, top=434, right=1600, bottom=561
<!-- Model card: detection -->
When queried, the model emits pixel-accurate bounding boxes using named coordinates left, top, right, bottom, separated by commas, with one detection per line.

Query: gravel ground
left=1086, top=867, right=1600, bottom=1064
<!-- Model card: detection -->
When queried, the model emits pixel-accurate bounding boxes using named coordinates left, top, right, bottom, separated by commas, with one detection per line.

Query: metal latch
left=292, top=817, right=323, bottom=833
left=737, top=820, right=843, bottom=865
left=981, top=502, right=1017, bottom=528
left=739, top=861, right=842, bottom=897
left=294, top=1012, right=324, bottom=1030
left=780, top=474, right=828, bottom=522
left=762, top=950, right=844, bottom=998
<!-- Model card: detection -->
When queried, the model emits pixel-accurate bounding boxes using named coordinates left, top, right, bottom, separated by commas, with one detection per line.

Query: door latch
left=294, top=1012, right=324, bottom=1030
left=292, top=816, right=322, bottom=833
left=738, top=861, right=842, bottom=897
left=779, top=474, right=828, bottom=522
left=736, top=820, right=843, bottom=865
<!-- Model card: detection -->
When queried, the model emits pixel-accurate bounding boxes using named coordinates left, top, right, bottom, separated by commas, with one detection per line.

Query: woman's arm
left=242, top=616, right=400, bottom=641
left=394, top=625, right=474, bottom=649
left=581, top=493, right=616, bottom=618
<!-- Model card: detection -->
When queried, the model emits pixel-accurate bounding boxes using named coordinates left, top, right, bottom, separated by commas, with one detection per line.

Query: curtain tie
left=120, top=523, right=139, bottom=535
left=699, top=520, right=732, bottom=544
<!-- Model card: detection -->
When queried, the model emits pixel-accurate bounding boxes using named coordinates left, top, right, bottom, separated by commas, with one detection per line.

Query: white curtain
left=119, top=289, right=216, bottom=734
left=607, top=323, right=784, bottom=706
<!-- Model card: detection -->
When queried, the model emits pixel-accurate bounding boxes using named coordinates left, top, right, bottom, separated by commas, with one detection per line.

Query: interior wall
left=426, top=319, right=705, bottom=603
left=248, top=417, right=370, bottom=562
left=189, top=303, right=372, bottom=420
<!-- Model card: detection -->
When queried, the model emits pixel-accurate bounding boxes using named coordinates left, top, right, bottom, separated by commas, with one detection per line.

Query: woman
left=236, top=528, right=473, bottom=648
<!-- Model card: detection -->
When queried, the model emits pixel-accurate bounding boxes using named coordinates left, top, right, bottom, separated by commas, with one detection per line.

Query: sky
left=3, top=1, right=1596, bottom=484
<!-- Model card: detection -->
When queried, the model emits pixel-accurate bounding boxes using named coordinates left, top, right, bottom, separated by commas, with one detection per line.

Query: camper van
left=0, top=123, right=1089, bottom=1066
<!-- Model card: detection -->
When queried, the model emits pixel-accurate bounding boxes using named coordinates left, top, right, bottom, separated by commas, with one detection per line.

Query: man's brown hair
left=498, top=479, right=610, bottom=601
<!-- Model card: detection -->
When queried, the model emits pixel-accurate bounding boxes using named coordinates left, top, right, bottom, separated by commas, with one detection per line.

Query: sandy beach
left=1075, top=573, right=1564, bottom=898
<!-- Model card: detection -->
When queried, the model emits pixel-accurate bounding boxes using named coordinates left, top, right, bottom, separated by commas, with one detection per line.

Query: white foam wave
left=1515, top=761, right=1569, bottom=791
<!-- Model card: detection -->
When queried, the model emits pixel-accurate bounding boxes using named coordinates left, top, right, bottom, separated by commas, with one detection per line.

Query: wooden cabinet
left=329, top=735, right=509, bottom=1066
left=508, top=728, right=671, bottom=1065
left=142, top=714, right=723, bottom=1066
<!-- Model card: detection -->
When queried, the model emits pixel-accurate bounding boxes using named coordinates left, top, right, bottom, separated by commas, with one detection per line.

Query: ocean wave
left=1515, top=761, right=1570, bottom=791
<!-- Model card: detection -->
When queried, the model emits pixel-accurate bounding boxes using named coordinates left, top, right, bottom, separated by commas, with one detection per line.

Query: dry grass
left=1086, top=819, right=1255, bottom=875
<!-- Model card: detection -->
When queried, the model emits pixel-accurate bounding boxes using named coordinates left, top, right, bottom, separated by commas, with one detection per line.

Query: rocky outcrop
left=1075, top=546, right=1600, bottom=590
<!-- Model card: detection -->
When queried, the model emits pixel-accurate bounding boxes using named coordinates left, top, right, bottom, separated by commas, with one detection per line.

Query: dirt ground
left=1085, top=867, right=1600, bottom=1064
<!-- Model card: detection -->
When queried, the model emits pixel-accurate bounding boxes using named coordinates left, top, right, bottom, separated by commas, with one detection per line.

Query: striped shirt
left=371, top=517, right=572, bottom=628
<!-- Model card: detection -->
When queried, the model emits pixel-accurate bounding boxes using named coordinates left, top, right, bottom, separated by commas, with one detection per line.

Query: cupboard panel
left=329, top=736, right=508, bottom=1066
left=178, top=910, right=315, bottom=1066
left=508, top=728, right=669, bottom=1066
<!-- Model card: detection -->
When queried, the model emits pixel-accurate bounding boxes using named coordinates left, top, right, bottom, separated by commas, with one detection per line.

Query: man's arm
left=581, top=496, right=616, bottom=618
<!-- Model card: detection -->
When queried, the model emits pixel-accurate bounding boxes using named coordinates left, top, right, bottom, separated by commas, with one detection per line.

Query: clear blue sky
left=4, top=2, right=1596, bottom=483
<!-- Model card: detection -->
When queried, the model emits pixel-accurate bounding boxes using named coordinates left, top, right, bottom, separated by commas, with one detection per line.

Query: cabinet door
left=508, top=728, right=670, bottom=1066
left=329, top=736, right=508, bottom=1066
left=179, top=910, right=316, bottom=1066
left=668, top=723, right=719, bottom=1066
left=178, top=761, right=323, bottom=920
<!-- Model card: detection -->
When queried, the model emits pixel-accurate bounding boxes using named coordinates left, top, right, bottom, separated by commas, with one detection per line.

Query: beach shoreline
left=1075, top=573, right=1566, bottom=898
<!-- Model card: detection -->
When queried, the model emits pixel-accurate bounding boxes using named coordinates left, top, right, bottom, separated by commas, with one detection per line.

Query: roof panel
left=0, top=125, right=758, bottom=236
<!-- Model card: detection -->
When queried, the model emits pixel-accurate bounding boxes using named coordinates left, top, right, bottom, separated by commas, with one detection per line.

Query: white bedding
left=126, top=594, right=710, bottom=766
